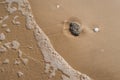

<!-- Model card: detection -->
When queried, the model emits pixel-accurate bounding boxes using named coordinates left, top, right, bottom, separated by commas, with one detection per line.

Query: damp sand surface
left=0, top=0, right=92, bottom=80
left=0, top=1, right=62, bottom=80
left=29, top=0, right=120, bottom=80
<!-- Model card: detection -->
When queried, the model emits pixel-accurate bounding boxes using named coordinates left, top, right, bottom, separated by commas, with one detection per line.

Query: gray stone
left=69, top=22, right=81, bottom=36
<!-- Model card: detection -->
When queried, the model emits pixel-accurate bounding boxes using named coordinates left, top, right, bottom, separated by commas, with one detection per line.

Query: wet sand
left=0, top=0, right=120, bottom=80
left=29, top=0, right=120, bottom=80
left=0, top=0, right=91, bottom=80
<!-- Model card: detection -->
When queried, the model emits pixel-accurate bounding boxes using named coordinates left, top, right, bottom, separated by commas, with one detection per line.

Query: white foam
left=14, top=59, right=21, bottom=65
left=0, top=15, right=9, bottom=24
left=3, top=59, right=9, bottom=64
left=4, top=42, right=11, bottom=49
left=4, top=41, right=20, bottom=50
left=11, top=40, right=20, bottom=50
left=0, top=33, right=5, bottom=41
left=17, top=71, right=24, bottom=77
left=18, top=49, right=22, bottom=58
left=0, top=46, right=7, bottom=53
left=2, top=24, right=7, bottom=28
left=12, top=15, right=21, bottom=25
left=21, top=58, right=28, bottom=65
left=6, top=28, right=11, bottom=33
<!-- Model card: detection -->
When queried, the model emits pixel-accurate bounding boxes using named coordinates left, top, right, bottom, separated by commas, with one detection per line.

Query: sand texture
left=0, top=0, right=92, bottom=80
left=1, top=0, right=120, bottom=80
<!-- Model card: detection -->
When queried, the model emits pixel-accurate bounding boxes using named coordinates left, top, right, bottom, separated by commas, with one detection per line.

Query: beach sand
left=0, top=0, right=120, bottom=80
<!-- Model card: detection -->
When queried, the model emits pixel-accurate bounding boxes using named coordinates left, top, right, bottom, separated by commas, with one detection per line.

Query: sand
left=29, top=0, right=120, bottom=80
left=0, top=0, right=91, bottom=80
left=0, top=0, right=120, bottom=80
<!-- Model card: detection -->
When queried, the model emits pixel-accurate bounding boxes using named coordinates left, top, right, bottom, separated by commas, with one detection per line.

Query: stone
left=0, top=15, right=9, bottom=24
left=69, top=22, right=81, bottom=36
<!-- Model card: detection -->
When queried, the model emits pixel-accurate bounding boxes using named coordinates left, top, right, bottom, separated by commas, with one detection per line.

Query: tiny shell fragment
left=56, top=5, right=60, bottom=8
left=93, top=27, right=100, bottom=32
